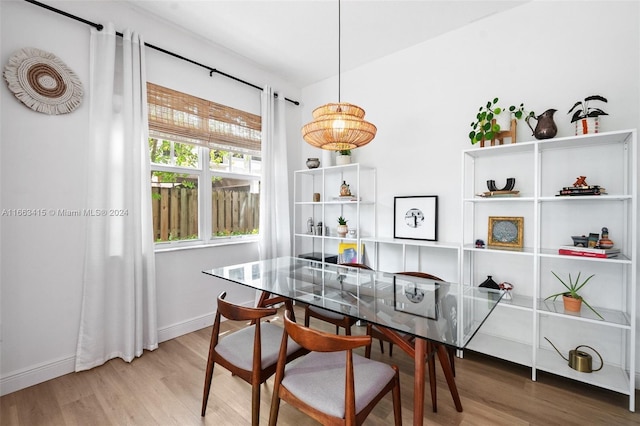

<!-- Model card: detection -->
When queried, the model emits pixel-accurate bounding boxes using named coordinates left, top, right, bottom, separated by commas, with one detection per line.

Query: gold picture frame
left=488, top=216, right=524, bottom=248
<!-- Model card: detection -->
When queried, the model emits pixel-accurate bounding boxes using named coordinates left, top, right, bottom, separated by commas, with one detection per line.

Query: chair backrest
left=283, top=310, right=371, bottom=352
left=338, top=262, right=372, bottom=270
left=216, top=291, right=277, bottom=322
left=397, top=271, right=443, bottom=281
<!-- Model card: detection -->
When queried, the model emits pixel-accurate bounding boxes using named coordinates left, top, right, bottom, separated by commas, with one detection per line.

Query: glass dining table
left=203, top=256, right=504, bottom=426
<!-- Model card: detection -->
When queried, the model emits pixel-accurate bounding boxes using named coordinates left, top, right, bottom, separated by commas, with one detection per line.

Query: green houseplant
left=336, top=149, right=352, bottom=165
left=336, top=216, right=348, bottom=237
left=469, top=98, right=534, bottom=144
left=545, top=271, right=603, bottom=320
left=567, top=95, right=608, bottom=135
left=567, top=95, right=608, bottom=123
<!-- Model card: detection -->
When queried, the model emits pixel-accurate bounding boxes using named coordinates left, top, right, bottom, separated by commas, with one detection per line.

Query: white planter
left=575, top=117, right=599, bottom=135
left=495, top=112, right=512, bottom=132
left=336, top=154, right=351, bottom=165
left=322, top=149, right=333, bottom=167
left=337, top=224, right=348, bottom=237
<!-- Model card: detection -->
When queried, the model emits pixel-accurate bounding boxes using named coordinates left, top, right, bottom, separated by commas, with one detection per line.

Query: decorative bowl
left=306, top=158, right=320, bottom=169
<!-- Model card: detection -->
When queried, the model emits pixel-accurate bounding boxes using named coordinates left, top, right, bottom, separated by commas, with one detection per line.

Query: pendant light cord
left=338, top=0, right=341, bottom=103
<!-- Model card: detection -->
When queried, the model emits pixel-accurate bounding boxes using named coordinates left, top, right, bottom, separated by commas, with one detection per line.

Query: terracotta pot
left=337, top=224, right=348, bottom=237
left=562, top=294, right=582, bottom=312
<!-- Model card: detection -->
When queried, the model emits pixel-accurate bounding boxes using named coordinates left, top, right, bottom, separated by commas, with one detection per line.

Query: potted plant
left=336, top=149, right=351, bottom=165
left=545, top=271, right=603, bottom=320
left=336, top=216, right=349, bottom=237
left=567, top=95, right=608, bottom=135
left=469, top=98, right=534, bottom=145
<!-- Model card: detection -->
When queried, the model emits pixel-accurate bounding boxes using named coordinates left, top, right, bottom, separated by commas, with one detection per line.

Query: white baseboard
left=157, top=313, right=215, bottom=343
left=0, top=355, right=76, bottom=397
left=0, top=310, right=235, bottom=397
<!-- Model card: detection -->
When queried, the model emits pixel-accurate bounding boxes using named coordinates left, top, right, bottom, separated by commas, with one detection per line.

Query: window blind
left=147, top=83, right=261, bottom=155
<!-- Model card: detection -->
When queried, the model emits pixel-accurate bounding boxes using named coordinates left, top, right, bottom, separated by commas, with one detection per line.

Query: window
left=147, top=83, right=261, bottom=245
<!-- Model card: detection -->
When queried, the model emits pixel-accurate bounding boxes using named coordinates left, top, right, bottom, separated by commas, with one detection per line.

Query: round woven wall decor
left=3, top=47, right=83, bottom=115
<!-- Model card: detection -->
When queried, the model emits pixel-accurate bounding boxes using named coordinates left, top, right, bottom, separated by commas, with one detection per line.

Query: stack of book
left=477, top=190, right=520, bottom=198
left=556, top=185, right=606, bottom=196
left=558, top=245, right=620, bottom=258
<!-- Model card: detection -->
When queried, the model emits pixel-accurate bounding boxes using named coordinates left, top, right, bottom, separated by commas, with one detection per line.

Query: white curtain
left=76, top=24, right=158, bottom=371
left=259, top=86, right=291, bottom=259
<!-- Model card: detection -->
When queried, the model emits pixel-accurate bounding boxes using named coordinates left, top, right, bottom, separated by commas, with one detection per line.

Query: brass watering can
left=544, top=337, right=603, bottom=373
left=526, top=109, right=558, bottom=139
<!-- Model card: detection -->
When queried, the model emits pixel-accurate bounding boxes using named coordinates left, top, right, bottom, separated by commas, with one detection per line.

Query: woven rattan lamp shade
left=301, top=102, right=377, bottom=150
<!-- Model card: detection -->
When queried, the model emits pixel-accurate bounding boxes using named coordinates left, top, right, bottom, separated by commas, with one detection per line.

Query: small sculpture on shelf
left=340, top=180, right=352, bottom=197
left=598, top=227, right=614, bottom=249
left=475, top=239, right=485, bottom=248
left=499, top=282, right=514, bottom=300
left=573, top=175, right=588, bottom=187
left=557, top=176, right=606, bottom=196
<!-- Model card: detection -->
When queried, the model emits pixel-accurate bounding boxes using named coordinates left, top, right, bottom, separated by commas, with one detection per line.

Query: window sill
left=154, top=236, right=259, bottom=253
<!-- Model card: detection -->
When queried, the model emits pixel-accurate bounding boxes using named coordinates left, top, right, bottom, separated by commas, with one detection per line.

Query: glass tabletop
left=203, top=256, right=504, bottom=349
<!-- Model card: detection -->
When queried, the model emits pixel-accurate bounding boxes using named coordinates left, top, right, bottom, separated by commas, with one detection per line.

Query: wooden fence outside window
left=151, top=187, right=259, bottom=241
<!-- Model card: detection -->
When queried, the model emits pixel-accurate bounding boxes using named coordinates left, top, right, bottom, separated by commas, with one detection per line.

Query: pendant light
left=301, top=0, right=377, bottom=150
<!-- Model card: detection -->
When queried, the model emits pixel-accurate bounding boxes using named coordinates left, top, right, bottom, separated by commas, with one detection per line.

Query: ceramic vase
left=306, top=158, right=320, bottom=169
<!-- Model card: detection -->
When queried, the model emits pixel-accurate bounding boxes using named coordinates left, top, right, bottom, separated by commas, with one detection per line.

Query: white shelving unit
left=461, top=129, right=637, bottom=411
left=293, top=163, right=376, bottom=264
left=360, top=237, right=461, bottom=282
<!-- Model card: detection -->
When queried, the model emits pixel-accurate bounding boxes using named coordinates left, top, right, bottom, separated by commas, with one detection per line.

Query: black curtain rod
left=24, top=0, right=300, bottom=106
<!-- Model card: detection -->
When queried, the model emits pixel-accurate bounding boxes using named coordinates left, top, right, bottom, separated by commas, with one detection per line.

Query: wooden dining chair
left=201, top=292, right=308, bottom=425
left=269, top=310, right=402, bottom=426
left=303, top=263, right=372, bottom=336
left=365, top=272, right=460, bottom=413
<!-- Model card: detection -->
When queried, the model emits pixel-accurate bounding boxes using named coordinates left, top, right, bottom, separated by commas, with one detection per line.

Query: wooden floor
left=2, top=306, right=639, bottom=425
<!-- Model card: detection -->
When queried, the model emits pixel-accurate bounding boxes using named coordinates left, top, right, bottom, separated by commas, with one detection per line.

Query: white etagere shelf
left=461, top=129, right=637, bottom=411
left=293, top=163, right=376, bottom=264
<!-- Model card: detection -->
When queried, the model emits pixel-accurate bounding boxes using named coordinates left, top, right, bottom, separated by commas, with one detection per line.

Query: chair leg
left=201, top=355, right=216, bottom=416
left=268, top=391, right=281, bottom=426
left=251, top=383, right=260, bottom=426
left=391, top=368, right=402, bottom=426
left=426, top=341, right=437, bottom=413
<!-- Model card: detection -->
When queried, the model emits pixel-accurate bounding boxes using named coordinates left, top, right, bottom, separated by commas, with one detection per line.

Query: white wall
left=300, top=1, right=640, bottom=385
left=0, top=0, right=301, bottom=395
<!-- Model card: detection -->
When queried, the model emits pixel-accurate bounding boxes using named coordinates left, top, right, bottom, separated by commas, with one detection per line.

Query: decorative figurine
left=475, top=239, right=485, bottom=248
left=340, top=180, right=351, bottom=197
left=573, top=176, right=588, bottom=187
left=598, top=227, right=614, bottom=248
left=499, top=282, right=514, bottom=300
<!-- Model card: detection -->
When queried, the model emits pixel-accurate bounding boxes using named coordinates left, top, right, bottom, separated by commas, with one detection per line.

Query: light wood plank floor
left=2, top=306, right=639, bottom=425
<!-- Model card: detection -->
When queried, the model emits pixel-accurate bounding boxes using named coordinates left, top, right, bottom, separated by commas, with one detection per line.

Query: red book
left=558, top=248, right=617, bottom=258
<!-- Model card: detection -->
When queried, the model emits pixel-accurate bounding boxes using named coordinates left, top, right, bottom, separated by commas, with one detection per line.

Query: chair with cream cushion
left=201, top=292, right=308, bottom=425
left=269, top=310, right=402, bottom=426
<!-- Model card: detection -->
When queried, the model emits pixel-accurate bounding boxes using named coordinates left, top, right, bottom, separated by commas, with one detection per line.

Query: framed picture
left=338, top=242, right=363, bottom=264
left=487, top=216, right=524, bottom=248
left=393, top=196, right=438, bottom=241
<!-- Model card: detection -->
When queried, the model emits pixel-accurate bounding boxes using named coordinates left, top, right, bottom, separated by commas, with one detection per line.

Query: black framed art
left=393, top=195, right=438, bottom=241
